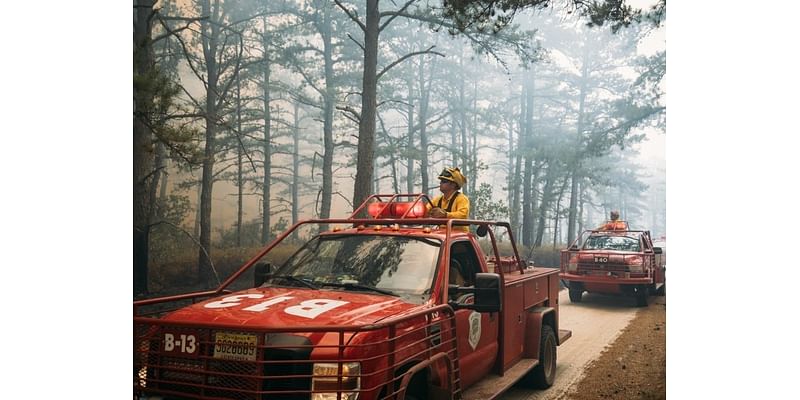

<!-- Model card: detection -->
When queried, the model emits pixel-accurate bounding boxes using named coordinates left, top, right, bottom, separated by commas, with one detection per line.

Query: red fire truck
left=134, top=194, right=571, bottom=400
left=559, top=224, right=665, bottom=307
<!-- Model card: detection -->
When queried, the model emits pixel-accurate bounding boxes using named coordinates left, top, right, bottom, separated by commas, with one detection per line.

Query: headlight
left=626, top=255, right=644, bottom=273
left=311, top=362, right=361, bottom=400
left=567, top=256, right=578, bottom=272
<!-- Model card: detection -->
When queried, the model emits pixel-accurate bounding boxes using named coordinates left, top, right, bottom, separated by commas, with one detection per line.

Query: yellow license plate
left=213, top=332, right=258, bottom=361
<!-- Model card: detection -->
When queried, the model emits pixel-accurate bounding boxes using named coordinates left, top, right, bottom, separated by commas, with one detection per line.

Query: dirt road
left=500, top=290, right=640, bottom=400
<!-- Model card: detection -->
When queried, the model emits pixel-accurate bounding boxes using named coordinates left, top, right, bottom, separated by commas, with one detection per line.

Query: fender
left=523, top=307, right=556, bottom=358
left=396, top=356, right=453, bottom=400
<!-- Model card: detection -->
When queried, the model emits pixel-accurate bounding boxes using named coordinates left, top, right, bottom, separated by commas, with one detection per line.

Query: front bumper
left=559, top=272, right=652, bottom=285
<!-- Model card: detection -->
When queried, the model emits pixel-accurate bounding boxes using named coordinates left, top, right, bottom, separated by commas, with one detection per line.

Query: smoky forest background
left=133, top=0, right=666, bottom=297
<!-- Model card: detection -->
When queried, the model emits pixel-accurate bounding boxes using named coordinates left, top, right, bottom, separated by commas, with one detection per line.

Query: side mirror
left=254, top=262, right=272, bottom=287
left=569, top=244, right=579, bottom=251
left=472, top=273, right=502, bottom=313
left=476, top=225, right=488, bottom=237
left=653, top=247, right=663, bottom=254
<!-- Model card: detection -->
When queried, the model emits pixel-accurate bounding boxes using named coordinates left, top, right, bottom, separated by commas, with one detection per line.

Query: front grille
left=204, top=358, right=262, bottom=399
left=136, top=328, right=312, bottom=400
left=261, top=335, right=312, bottom=400
left=135, top=304, right=460, bottom=400
left=162, top=356, right=205, bottom=383
left=577, top=263, right=630, bottom=273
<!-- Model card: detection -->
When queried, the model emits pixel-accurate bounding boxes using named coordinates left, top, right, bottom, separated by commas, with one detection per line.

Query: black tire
left=635, top=288, right=648, bottom=307
left=569, top=288, right=582, bottom=303
left=523, top=324, right=558, bottom=389
left=395, top=367, right=426, bottom=400
left=656, top=283, right=666, bottom=296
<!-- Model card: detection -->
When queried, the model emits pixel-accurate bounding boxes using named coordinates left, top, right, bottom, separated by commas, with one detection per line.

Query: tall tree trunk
left=509, top=84, right=523, bottom=237
left=352, top=0, right=379, bottom=214
left=566, top=169, right=578, bottom=244
left=236, top=77, right=243, bottom=247
left=150, top=140, right=165, bottom=224
left=567, top=51, right=590, bottom=244
left=534, top=165, right=555, bottom=247
left=158, top=143, right=168, bottom=201
left=449, top=117, right=458, bottom=172
left=198, top=0, right=221, bottom=285
left=194, top=179, right=201, bottom=239
left=292, top=102, right=300, bottom=229
left=420, top=117, right=430, bottom=192
left=133, top=0, right=156, bottom=295
left=530, top=161, right=541, bottom=239
left=470, top=80, right=478, bottom=195
left=418, top=55, right=435, bottom=194
left=389, top=144, right=399, bottom=194
left=320, top=4, right=334, bottom=229
left=459, top=53, right=467, bottom=172
left=577, top=180, right=585, bottom=235
left=405, top=76, right=415, bottom=194
left=261, top=39, right=272, bottom=244
left=373, top=153, right=380, bottom=194
left=521, top=71, right=534, bottom=247
left=554, top=177, right=569, bottom=247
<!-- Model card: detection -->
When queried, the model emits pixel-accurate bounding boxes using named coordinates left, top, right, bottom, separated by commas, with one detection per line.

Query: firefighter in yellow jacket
left=427, top=167, right=470, bottom=232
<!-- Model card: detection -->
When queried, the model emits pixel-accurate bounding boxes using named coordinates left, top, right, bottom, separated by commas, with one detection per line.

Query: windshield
left=270, top=234, right=441, bottom=303
left=583, top=235, right=641, bottom=252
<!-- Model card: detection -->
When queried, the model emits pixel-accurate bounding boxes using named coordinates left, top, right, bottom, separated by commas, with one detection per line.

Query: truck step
left=559, top=329, right=573, bottom=344
left=460, top=358, right=538, bottom=400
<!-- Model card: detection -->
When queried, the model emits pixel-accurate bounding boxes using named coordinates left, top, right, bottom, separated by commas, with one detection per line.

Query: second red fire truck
left=559, top=223, right=665, bottom=307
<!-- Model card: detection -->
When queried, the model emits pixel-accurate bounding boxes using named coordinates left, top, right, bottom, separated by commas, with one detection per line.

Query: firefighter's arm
left=429, top=207, right=447, bottom=218
left=427, top=196, right=446, bottom=218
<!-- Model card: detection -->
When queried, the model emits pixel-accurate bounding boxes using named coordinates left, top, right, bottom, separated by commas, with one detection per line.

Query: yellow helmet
left=438, top=167, right=466, bottom=188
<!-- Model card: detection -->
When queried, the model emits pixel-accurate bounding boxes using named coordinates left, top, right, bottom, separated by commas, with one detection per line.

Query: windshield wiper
left=268, top=275, right=319, bottom=289
left=321, top=282, right=398, bottom=297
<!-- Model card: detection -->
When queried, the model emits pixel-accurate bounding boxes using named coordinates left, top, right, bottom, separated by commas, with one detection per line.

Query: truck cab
left=559, top=225, right=666, bottom=307
left=135, top=194, right=571, bottom=400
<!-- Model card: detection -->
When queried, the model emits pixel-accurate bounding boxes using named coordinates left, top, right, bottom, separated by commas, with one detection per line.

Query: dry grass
left=564, top=296, right=667, bottom=399
left=146, top=244, right=299, bottom=296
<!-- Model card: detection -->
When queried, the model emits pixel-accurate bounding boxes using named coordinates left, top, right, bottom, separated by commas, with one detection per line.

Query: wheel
left=569, top=288, right=582, bottom=303
left=656, top=283, right=666, bottom=296
left=393, top=366, right=427, bottom=400
left=635, top=287, right=648, bottom=307
left=522, top=324, right=558, bottom=388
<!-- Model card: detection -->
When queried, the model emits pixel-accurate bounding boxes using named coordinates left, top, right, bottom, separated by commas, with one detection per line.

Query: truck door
left=449, top=240, right=499, bottom=389
left=641, top=234, right=654, bottom=275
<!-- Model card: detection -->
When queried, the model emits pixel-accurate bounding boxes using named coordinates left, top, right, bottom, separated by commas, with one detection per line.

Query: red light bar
left=367, top=202, right=426, bottom=219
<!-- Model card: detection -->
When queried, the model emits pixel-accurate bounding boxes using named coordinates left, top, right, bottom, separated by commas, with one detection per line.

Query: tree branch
left=347, top=33, right=365, bottom=52
left=333, top=0, right=366, bottom=31
left=336, top=105, right=362, bottom=124
left=379, top=0, right=417, bottom=32
left=377, top=46, right=444, bottom=80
